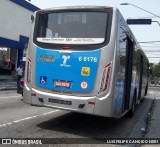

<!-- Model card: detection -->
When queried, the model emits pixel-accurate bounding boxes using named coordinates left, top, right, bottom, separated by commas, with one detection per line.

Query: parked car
left=17, top=78, right=24, bottom=95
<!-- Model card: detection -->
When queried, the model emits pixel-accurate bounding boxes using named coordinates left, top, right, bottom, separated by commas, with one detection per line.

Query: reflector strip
left=99, top=62, right=112, bottom=93
left=88, top=101, right=95, bottom=105
left=28, top=58, right=31, bottom=62
left=104, top=62, right=111, bottom=68
left=103, top=66, right=111, bottom=92
left=31, top=93, right=36, bottom=96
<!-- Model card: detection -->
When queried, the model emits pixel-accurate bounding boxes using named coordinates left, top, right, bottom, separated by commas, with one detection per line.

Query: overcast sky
left=28, top=0, right=160, bottom=63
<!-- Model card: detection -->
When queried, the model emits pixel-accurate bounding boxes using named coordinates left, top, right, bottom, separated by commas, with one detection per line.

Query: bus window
left=35, top=12, right=108, bottom=45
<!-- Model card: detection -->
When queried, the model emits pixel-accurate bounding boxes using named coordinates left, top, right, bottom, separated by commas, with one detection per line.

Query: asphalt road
left=0, top=87, right=159, bottom=145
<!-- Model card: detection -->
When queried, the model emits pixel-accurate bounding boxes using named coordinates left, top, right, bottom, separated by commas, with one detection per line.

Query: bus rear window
left=36, top=12, right=108, bottom=45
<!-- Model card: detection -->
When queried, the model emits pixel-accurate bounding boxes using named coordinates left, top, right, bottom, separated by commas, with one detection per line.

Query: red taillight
left=61, top=45, right=72, bottom=49
left=104, top=6, right=112, bottom=9
left=19, top=79, right=24, bottom=87
left=88, top=101, right=95, bottom=105
left=99, top=62, right=112, bottom=93
left=31, top=93, right=36, bottom=97
left=103, top=66, right=111, bottom=92
left=19, top=79, right=24, bottom=84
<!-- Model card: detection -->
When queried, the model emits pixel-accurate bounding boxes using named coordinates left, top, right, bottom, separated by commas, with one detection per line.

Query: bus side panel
left=23, top=43, right=36, bottom=104
left=23, top=83, right=32, bottom=104
left=113, top=16, right=126, bottom=117
left=23, top=12, right=36, bottom=105
left=141, top=58, right=149, bottom=97
left=136, top=52, right=149, bottom=101
left=94, top=9, right=118, bottom=118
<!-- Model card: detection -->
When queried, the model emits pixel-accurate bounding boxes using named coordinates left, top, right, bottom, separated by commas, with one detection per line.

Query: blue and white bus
left=23, top=6, right=149, bottom=118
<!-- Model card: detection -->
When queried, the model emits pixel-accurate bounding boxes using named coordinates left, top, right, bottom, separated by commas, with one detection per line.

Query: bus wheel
left=128, top=91, right=136, bottom=117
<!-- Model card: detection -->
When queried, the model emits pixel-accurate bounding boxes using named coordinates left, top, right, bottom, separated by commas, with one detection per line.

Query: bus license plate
left=54, top=80, right=71, bottom=88
left=48, top=98, right=72, bottom=105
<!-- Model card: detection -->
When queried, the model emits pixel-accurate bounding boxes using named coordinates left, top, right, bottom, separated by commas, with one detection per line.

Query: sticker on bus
left=40, top=76, right=47, bottom=84
left=37, top=38, right=105, bottom=44
left=54, top=80, right=71, bottom=88
left=60, top=55, right=71, bottom=67
left=81, top=67, right=90, bottom=76
left=80, top=81, right=88, bottom=89
left=38, top=54, right=55, bottom=62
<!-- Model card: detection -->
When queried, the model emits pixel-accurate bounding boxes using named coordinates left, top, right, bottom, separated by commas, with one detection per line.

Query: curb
left=0, top=87, right=17, bottom=91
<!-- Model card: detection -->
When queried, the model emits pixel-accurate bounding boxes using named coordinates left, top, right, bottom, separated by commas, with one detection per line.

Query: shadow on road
left=37, top=97, right=152, bottom=141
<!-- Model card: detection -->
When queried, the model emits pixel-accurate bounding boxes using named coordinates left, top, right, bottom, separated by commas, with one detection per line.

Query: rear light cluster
left=99, top=62, right=112, bottom=94
left=27, top=58, right=32, bottom=83
left=104, top=6, right=112, bottom=9
left=19, top=79, right=24, bottom=87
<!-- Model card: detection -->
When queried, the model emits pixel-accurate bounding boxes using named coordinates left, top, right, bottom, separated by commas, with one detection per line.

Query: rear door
left=123, top=36, right=134, bottom=111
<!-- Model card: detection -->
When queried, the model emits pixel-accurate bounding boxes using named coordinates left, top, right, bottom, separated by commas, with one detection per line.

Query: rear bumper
left=31, top=88, right=96, bottom=115
left=23, top=86, right=121, bottom=118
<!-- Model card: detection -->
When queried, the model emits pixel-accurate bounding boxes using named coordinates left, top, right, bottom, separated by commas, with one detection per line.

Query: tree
left=152, top=63, right=160, bottom=77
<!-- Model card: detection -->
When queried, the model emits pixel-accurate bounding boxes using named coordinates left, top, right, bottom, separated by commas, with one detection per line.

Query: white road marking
left=0, top=110, right=59, bottom=128
left=0, top=96, right=22, bottom=99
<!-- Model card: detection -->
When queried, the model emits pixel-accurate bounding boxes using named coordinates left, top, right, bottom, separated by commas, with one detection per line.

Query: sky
left=28, top=0, right=160, bottom=63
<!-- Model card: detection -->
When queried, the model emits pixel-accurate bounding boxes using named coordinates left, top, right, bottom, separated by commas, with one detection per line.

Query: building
left=0, top=0, right=39, bottom=74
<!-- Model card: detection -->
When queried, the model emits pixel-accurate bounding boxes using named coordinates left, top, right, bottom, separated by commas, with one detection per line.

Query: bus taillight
left=99, top=62, right=112, bottom=93
left=27, top=58, right=32, bottom=83
left=104, top=6, right=112, bottom=9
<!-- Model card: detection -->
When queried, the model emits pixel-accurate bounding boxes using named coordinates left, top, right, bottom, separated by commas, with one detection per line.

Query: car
left=17, top=78, right=24, bottom=95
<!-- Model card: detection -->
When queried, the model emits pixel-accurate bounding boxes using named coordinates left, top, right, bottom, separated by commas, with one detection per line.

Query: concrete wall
left=0, top=0, right=34, bottom=41
left=0, top=0, right=39, bottom=68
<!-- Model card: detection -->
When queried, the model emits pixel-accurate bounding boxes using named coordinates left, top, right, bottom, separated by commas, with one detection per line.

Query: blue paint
left=114, top=79, right=124, bottom=111
left=10, top=0, right=40, bottom=12
left=115, top=79, right=136, bottom=112
left=36, top=47, right=101, bottom=92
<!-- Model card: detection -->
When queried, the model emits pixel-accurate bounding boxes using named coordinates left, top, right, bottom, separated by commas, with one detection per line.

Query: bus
left=23, top=6, right=149, bottom=118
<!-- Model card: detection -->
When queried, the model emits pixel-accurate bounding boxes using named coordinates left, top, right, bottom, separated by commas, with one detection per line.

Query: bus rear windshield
left=36, top=12, right=108, bottom=45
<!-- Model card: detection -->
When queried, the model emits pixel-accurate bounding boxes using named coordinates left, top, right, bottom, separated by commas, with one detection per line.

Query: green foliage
left=152, top=63, right=160, bottom=77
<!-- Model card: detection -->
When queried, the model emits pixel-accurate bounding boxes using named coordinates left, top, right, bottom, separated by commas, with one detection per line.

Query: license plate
left=54, top=80, right=71, bottom=88
left=49, top=98, right=72, bottom=105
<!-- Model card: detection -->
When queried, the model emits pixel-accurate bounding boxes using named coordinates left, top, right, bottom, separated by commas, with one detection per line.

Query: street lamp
left=121, top=3, right=160, bottom=27
left=120, top=3, right=160, bottom=19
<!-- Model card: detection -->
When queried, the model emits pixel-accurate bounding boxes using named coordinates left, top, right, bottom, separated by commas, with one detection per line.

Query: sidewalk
left=144, top=97, right=160, bottom=138
left=0, top=75, right=17, bottom=91
left=141, top=89, right=160, bottom=147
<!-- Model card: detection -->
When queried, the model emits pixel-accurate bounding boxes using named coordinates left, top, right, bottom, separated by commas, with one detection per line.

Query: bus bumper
left=24, top=87, right=121, bottom=118
left=30, top=88, right=96, bottom=115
